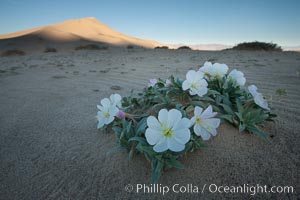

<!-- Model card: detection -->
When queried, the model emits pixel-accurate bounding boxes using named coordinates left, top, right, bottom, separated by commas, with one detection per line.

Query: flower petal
left=194, top=124, right=211, bottom=140
left=147, top=116, right=162, bottom=131
left=109, top=106, right=119, bottom=116
left=195, top=86, right=208, bottom=97
left=254, top=93, right=270, bottom=110
left=173, top=128, right=191, bottom=144
left=213, top=63, right=228, bottom=76
left=97, top=120, right=105, bottom=129
left=193, top=70, right=204, bottom=81
left=145, top=128, right=162, bottom=145
left=248, top=85, right=258, bottom=97
left=110, top=94, right=122, bottom=107
left=101, top=98, right=111, bottom=107
left=194, top=106, right=203, bottom=116
left=104, top=116, right=115, bottom=125
left=97, top=105, right=103, bottom=110
left=186, top=70, right=196, bottom=80
left=167, top=109, right=182, bottom=127
left=158, top=109, right=168, bottom=124
left=153, top=137, right=168, bottom=152
left=173, top=117, right=191, bottom=130
left=204, top=118, right=221, bottom=128
left=200, top=105, right=217, bottom=118
left=182, top=80, right=191, bottom=91
left=167, top=138, right=185, bottom=152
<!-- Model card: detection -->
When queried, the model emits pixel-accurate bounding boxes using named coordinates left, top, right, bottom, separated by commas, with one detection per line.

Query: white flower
left=110, top=93, right=122, bottom=108
left=182, top=70, right=208, bottom=97
left=145, top=109, right=191, bottom=152
left=96, top=98, right=119, bottom=128
left=147, top=79, right=158, bottom=87
left=248, top=85, right=270, bottom=110
left=227, top=69, right=246, bottom=86
left=199, top=61, right=228, bottom=79
left=191, top=106, right=220, bottom=140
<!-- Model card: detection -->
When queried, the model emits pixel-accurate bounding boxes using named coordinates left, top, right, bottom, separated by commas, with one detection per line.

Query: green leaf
left=239, top=123, right=246, bottom=132
left=190, top=101, right=206, bottom=108
left=207, top=89, right=221, bottom=96
left=138, top=145, right=156, bottom=157
left=128, top=136, right=148, bottom=145
left=246, top=125, right=267, bottom=140
left=126, top=121, right=132, bottom=134
left=106, top=146, right=126, bottom=156
left=166, top=158, right=184, bottom=169
left=235, top=112, right=243, bottom=121
left=236, top=101, right=244, bottom=113
left=135, top=117, right=148, bottom=136
left=112, top=126, right=122, bottom=135
left=151, top=159, right=164, bottom=183
left=129, top=149, right=134, bottom=160
left=220, top=114, right=233, bottom=123
left=220, top=103, right=234, bottom=115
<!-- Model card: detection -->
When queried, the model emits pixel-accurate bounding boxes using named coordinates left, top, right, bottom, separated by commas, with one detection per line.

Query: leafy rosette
left=96, top=61, right=276, bottom=183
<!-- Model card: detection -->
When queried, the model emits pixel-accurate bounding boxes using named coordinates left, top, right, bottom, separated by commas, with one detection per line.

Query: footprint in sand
left=110, top=85, right=122, bottom=90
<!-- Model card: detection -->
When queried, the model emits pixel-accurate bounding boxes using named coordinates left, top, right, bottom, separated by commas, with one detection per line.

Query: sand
left=0, top=48, right=299, bottom=199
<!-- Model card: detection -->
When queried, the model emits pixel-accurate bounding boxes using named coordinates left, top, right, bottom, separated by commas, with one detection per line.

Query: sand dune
left=0, top=17, right=164, bottom=52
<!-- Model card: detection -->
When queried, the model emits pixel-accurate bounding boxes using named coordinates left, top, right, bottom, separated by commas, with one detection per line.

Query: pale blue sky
left=0, top=0, right=299, bottom=46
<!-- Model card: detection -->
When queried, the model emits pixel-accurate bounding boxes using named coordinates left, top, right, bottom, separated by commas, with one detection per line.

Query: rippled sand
left=0, top=48, right=299, bottom=199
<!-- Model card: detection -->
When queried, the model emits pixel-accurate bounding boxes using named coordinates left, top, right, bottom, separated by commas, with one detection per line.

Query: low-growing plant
left=155, top=46, right=169, bottom=50
left=127, top=45, right=134, bottom=49
left=231, top=41, right=282, bottom=51
left=96, top=61, right=276, bottom=183
left=75, top=44, right=108, bottom=50
left=2, top=49, right=26, bottom=56
left=44, top=47, right=57, bottom=53
left=177, top=46, right=192, bottom=50
left=275, top=88, right=287, bottom=96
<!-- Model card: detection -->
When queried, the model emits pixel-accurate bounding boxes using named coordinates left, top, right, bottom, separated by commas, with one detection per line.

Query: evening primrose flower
left=147, top=79, right=158, bottom=87
left=199, top=61, right=228, bottom=79
left=227, top=69, right=246, bottom=86
left=191, top=106, right=221, bottom=140
left=110, top=93, right=122, bottom=108
left=248, top=85, right=270, bottom=110
left=96, top=98, right=119, bottom=128
left=145, top=109, right=191, bottom=152
left=182, top=70, right=208, bottom=97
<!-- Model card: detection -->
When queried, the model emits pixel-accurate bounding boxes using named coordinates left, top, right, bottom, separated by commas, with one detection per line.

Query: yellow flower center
left=204, top=72, right=211, bottom=77
left=104, top=111, right=110, bottom=118
left=195, top=117, right=202, bottom=125
left=191, top=83, right=196, bottom=89
left=163, top=128, right=173, bottom=138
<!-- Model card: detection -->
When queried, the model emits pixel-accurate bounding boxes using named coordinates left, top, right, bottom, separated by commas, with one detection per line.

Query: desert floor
left=0, top=48, right=299, bottom=199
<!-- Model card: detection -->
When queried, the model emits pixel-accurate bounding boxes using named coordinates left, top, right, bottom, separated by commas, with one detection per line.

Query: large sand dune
left=0, top=17, right=164, bottom=52
left=0, top=48, right=299, bottom=199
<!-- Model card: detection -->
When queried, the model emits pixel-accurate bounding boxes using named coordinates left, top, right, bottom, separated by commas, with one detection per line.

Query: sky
left=0, top=0, right=300, bottom=46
